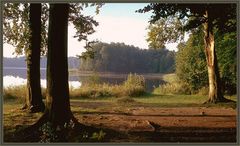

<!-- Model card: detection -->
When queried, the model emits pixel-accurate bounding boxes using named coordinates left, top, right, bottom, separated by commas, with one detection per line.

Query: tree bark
left=203, top=9, right=225, bottom=103
left=45, top=4, right=72, bottom=128
left=24, top=4, right=45, bottom=112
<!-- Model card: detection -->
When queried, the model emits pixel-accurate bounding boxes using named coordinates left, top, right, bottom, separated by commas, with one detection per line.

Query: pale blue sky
left=83, top=3, right=151, bottom=19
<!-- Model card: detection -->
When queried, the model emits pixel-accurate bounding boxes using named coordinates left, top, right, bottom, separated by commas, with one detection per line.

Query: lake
left=3, top=67, right=166, bottom=92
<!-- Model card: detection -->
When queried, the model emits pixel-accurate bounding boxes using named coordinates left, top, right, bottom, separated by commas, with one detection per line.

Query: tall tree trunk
left=18, top=4, right=104, bottom=142
left=203, top=9, right=225, bottom=103
left=24, top=4, right=45, bottom=112
left=45, top=3, right=72, bottom=128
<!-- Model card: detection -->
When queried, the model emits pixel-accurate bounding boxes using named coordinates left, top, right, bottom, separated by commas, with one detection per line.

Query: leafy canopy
left=137, top=3, right=236, bottom=47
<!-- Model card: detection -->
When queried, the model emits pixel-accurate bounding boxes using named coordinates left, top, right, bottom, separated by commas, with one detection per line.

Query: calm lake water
left=3, top=67, right=165, bottom=92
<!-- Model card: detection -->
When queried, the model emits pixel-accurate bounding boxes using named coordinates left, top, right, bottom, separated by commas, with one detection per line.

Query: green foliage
left=215, top=32, right=237, bottom=95
left=123, top=73, right=146, bottom=96
left=3, top=3, right=48, bottom=56
left=138, top=4, right=236, bottom=99
left=146, top=16, right=185, bottom=49
left=39, top=120, right=76, bottom=142
left=124, top=73, right=145, bottom=88
left=79, top=42, right=175, bottom=73
left=176, top=30, right=208, bottom=92
left=3, top=3, right=102, bottom=56
left=69, top=4, right=103, bottom=42
left=138, top=4, right=236, bottom=33
left=174, top=29, right=237, bottom=95
left=39, top=122, right=58, bottom=142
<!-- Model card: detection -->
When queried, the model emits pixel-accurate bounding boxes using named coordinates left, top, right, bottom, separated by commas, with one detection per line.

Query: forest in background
left=79, top=42, right=175, bottom=73
left=3, top=57, right=79, bottom=69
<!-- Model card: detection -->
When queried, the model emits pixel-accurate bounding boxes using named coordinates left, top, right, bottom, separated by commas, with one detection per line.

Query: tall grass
left=154, top=74, right=210, bottom=95
left=3, top=74, right=145, bottom=101
left=70, top=73, right=146, bottom=98
left=3, top=85, right=27, bottom=102
left=153, top=74, right=192, bottom=95
left=3, top=85, right=47, bottom=103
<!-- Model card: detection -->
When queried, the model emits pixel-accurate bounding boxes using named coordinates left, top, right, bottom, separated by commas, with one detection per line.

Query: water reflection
left=3, top=67, right=165, bottom=92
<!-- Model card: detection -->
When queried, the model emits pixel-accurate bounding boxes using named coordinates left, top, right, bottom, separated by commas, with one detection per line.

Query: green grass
left=134, top=94, right=205, bottom=104
left=69, top=93, right=237, bottom=109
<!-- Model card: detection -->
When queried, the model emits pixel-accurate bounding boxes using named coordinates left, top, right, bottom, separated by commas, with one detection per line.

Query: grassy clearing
left=133, top=94, right=237, bottom=108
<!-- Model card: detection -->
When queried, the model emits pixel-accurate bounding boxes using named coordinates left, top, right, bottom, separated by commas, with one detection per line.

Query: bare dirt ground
left=3, top=100, right=237, bottom=143
left=72, top=101, right=237, bottom=142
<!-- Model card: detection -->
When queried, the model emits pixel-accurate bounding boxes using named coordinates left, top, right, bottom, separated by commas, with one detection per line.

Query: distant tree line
left=3, top=57, right=79, bottom=69
left=79, top=42, right=175, bottom=74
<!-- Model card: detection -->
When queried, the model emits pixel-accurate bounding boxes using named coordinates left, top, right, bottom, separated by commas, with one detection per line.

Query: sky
left=3, top=3, right=180, bottom=58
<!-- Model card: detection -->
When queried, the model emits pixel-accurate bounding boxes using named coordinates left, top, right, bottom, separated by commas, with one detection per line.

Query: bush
left=124, top=73, right=145, bottom=87
left=122, top=73, right=146, bottom=96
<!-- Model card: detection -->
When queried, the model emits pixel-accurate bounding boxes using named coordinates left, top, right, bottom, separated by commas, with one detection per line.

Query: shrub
left=122, top=73, right=146, bottom=96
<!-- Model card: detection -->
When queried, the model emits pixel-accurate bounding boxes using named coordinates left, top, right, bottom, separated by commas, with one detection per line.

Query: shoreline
left=69, top=70, right=171, bottom=79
